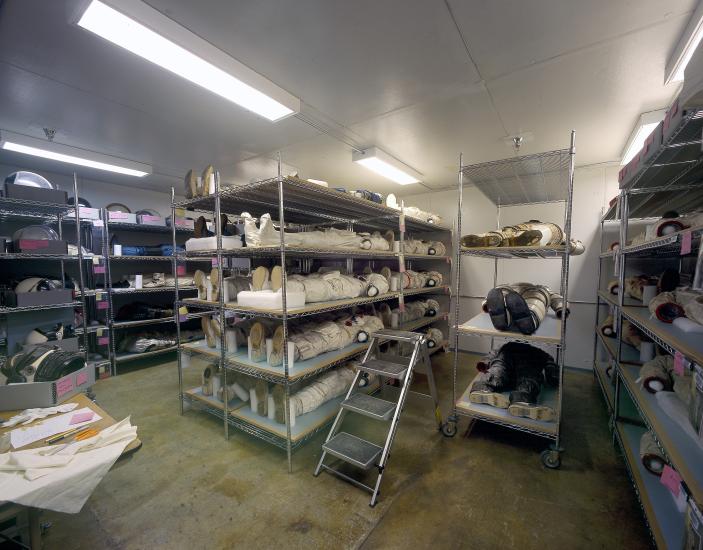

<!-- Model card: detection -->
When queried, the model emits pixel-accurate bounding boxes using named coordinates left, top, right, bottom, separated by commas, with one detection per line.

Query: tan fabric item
left=640, top=431, right=666, bottom=476
left=600, top=315, right=616, bottom=337
left=640, top=355, right=673, bottom=393
left=622, top=320, right=644, bottom=350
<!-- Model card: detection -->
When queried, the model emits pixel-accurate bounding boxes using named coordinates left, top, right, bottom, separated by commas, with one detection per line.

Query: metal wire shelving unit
left=171, top=160, right=452, bottom=472
left=0, top=174, right=93, bottom=380
left=591, top=97, right=703, bottom=549
left=443, top=132, right=576, bottom=469
left=102, top=216, right=208, bottom=376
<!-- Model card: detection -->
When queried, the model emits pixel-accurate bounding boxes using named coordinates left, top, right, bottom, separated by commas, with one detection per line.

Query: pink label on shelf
left=92, top=220, right=104, bottom=227
left=211, top=258, right=218, bottom=267
left=56, top=376, right=75, bottom=399
left=98, top=336, right=109, bottom=346
left=141, top=215, right=161, bottom=222
left=681, top=231, right=692, bottom=255
left=674, top=351, right=685, bottom=376
left=179, top=314, right=188, bottom=322
left=94, top=266, right=106, bottom=274
left=176, top=265, right=186, bottom=276
left=18, top=239, right=50, bottom=250
left=660, top=465, right=682, bottom=496
left=69, top=411, right=94, bottom=425
left=97, top=301, right=108, bottom=310
left=76, top=371, right=88, bottom=386
left=109, top=212, right=129, bottom=220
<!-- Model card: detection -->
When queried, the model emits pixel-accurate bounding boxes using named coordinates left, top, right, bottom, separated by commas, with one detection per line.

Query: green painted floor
left=42, top=352, right=650, bottom=549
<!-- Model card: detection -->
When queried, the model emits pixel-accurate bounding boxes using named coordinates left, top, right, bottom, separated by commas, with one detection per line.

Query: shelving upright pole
left=276, top=153, right=293, bottom=473
left=73, top=173, right=89, bottom=366
left=214, top=172, right=228, bottom=439
left=449, top=154, right=464, bottom=431
left=555, top=129, right=576, bottom=454
left=104, top=209, right=117, bottom=376
left=171, top=187, right=184, bottom=415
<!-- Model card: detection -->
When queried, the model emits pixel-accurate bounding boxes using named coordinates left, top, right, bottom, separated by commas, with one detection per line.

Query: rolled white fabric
left=640, top=342, right=655, bottom=362
left=232, top=383, right=249, bottom=402
left=673, top=317, right=703, bottom=333
left=113, top=244, right=122, bottom=256
left=135, top=274, right=143, bottom=289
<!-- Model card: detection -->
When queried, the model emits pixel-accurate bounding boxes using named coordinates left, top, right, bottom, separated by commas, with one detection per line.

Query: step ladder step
left=360, top=358, right=408, bottom=379
left=372, top=329, right=424, bottom=342
left=323, top=432, right=382, bottom=470
left=342, top=393, right=396, bottom=421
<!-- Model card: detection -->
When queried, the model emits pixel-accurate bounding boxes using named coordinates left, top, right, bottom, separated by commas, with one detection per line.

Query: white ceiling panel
left=447, top=0, right=696, bottom=80
left=487, top=15, right=686, bottom=166
left=144, top=0, right=481, bottom=126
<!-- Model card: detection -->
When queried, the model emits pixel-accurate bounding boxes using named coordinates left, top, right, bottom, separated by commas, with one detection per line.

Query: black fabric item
left=504, top=290, right=537, bottom=334
left=658, top=268, right=680, bottom=293
left=486, top=287, right=510, bottom=331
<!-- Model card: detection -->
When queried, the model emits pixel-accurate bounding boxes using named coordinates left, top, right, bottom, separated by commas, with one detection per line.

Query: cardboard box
left=167, top=216, right=195, bottom=230
left=66, top=206, right=101, bottom=220
left=108, top=211, right=138, bottom=224
left=4, top=183, right=68, bottom=205
left=137, top=214, right=166, bottom=226
left=14, top=239, right=68, bottom=254
left=0, top=364, right=95, bottom=411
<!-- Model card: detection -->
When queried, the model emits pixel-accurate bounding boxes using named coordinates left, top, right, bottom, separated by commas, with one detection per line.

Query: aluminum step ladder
left=313, top=329, right=441, bottom=507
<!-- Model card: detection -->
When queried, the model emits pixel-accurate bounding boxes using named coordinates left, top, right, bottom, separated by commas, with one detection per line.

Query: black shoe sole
left=504, top=290, right=537, bottom=334
left=486, top=288, right=510, bottom=331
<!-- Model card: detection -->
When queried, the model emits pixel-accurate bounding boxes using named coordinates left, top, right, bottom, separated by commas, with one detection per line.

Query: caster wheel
left=441, top=422, right=458, bottom=437
left=541, top=449, right=561, bottom=469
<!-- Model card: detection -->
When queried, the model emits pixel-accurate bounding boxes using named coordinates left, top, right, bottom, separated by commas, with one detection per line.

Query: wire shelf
left=107, top=221, right=193, bottom=234
left=0, top=197, right=74, bottom=218
left=110, top=286, right=197, bottom=295
left=460, top=245, right=568, bottom=259
left=112, top=316, right=177, bottom=329
left=108, top=255, right=176, bottom=261
left=461, top=149, right=571, bottom=205
left=114, top=345, right=178, bottom=363
left=174, top=176, right=450, bottom=233
left=0, top=301, right=82, bottom=313
left=621, top=226, right=702, bottom=256
left=181, top=247, right=451, bottom=261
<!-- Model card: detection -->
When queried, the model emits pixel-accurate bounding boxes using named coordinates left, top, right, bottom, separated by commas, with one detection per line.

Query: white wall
left=0, top=163, right=177, bottom=216
left=403, top=163, right=620, bottom=369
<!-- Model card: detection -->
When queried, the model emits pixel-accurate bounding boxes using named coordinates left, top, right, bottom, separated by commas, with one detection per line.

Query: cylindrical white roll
left=206, top=279, right=213, bottom=302
left=642, top=285, right=658, bottom=305
left=249, top=388, right=258, bottom=413
left=289, top=400, right=296, bottom=428
left=226, top=329, right=237, bottom=350
left=267, top=395, right=275, bottom=420
left=232, top=383, right=249, bottom=401
left=247, top=336, right=253, bottom=361
left=208, top=173, right=215, bottom=194
left=212, top=373, right=222, bottom=400
left=288, top=342, right=295, bottom=369
left=181, top=353, right=190, bottom=369
left=640, top=341, right=655, bottom=362
left=222, top=283, right=230, bottom=303
left=673, top=317, right=703, bottom=333
left=393, top=241, right=400, bottom=252
left=266, top=338, right=273, bottom=362
left=113, top=244, right=122, bottom=256
left=135, top=274, right=143, bottom=289
left=391, top=312, right=399, bottom=328
left=390, top=276, right=399, bottom=292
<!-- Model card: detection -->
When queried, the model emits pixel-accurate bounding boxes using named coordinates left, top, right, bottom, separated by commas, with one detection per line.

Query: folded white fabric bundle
left=0, top=418, right=137, bottom=513
left=1, top=403, right=78, bottom=428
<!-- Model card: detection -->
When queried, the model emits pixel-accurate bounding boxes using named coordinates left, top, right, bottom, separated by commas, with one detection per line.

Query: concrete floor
left=41, top=352, right=651, bottom=549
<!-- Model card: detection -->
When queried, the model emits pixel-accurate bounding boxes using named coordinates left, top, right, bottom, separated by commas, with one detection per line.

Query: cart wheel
left=541, top=448, right=561, bottom=469
left=441, top=422, right=458, bottom=438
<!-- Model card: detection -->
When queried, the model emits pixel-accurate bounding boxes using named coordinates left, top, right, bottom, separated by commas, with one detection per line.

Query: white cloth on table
left=0, top=418, right=137, bottom=513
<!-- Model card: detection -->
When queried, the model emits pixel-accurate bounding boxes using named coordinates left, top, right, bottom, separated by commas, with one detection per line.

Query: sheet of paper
left=10, top=407, right=102, bottom=449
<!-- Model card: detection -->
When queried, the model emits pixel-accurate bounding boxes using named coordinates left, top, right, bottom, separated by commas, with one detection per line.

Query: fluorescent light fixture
left=666, top=2, right=703, bottom=84
left=0, top=131, right=151, bottom=177
left=77, top=0, right=300, bottom=122
left=352, top=147, right=422, bottom=185
left=620, top=110, right=666, bottom=166
left=307, top=178, right=328, bottom=186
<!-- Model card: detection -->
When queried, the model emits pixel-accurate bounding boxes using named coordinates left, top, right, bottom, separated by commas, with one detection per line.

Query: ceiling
left=0, top=0, right=695, bottom=197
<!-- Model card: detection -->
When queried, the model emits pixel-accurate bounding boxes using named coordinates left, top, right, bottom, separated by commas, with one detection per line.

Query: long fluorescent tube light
left=0, top=131, right=151, bottom=177
left=77, top=0, right=300, bottom=122
left=352, top=147, right=422, bottom=185
left=666, top=2, right=703, bottom=84
left=620, top=110, right=666, bottom=166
